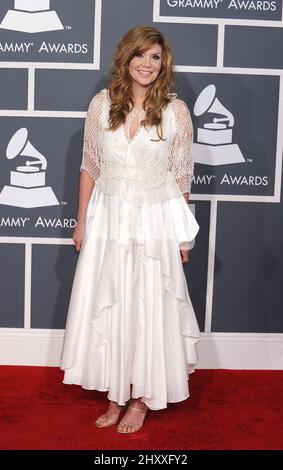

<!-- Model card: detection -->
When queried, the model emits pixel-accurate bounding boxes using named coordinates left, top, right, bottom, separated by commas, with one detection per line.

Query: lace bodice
left=80, top=88, right=194, bottom=206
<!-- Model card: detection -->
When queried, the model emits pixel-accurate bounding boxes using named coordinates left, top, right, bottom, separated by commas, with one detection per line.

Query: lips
left=138, top=70, right=152, bottom=76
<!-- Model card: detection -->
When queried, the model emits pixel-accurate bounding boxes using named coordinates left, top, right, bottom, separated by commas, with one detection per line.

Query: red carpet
left=1, top=366, right=283, bottom=450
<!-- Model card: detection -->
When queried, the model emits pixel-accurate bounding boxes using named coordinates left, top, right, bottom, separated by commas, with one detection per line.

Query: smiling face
left=128, top=43, right=162, bottom=92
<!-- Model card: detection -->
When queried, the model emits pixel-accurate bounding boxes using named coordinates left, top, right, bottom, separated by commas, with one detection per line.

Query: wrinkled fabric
left=60, top=185, right=200, bottom=410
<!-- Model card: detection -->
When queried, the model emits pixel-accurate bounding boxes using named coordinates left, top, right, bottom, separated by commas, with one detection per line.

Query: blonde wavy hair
left=107, top=25, right=175, bottom=140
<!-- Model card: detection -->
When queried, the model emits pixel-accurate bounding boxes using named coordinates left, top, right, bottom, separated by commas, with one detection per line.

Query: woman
left=60, top=25, right=200, bottom=434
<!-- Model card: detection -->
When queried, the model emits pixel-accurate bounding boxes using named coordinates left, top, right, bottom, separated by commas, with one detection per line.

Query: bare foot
left=95, top=400, right=124, bottom=428
left=116, top=399, right=148, bottom=433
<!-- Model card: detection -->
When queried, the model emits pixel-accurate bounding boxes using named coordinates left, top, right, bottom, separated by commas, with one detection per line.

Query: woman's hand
left=73, top=222, right=85, bottom=252
left=180, top=248, right=189, bottom=263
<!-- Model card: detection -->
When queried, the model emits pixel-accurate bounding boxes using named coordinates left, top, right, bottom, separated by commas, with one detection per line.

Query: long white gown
left=60, top=88, right=201, bottom=410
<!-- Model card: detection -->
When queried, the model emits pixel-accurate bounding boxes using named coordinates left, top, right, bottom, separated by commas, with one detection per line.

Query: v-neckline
left=104, top=89, right=146, bottom=143
left=123, top=125, right=141, bottom=144
left=124, top=108, right=146, bottom=143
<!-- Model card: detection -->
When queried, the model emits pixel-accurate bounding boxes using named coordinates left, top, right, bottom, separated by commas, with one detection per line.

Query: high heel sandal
left=94, top=401, right=124, bottom=428
left=116, top=404, right=148, bottom=434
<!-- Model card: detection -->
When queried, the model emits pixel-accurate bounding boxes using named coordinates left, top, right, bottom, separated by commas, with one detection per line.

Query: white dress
left=60, top=88, right=201, bottom=410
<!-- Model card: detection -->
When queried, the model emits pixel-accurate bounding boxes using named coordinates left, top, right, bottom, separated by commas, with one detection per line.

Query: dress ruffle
left=60, top=185, right=200, bottom=410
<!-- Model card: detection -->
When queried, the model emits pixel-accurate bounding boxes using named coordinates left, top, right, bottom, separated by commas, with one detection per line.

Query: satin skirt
left=60, top=185, right=200, bottom=410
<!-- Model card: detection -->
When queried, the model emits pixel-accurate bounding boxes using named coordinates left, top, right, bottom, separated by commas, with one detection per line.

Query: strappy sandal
left=116, top=404, right=148, bottom=434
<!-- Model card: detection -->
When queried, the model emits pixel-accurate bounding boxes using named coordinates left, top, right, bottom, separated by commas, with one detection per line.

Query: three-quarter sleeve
left=170, top=98, right=194, bottom=194
left=80, top=90, right=105, bottom=182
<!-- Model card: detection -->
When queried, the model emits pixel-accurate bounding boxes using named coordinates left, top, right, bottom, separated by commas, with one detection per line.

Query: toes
left=95, top=415, right=108, bottom=427
left=117, top=423, right=137, bottom=433
left=95, top=413, right=118, bottom=427
left=128, top=424, right=136, bottom=433
left=95, top=414, right=107, bottom=424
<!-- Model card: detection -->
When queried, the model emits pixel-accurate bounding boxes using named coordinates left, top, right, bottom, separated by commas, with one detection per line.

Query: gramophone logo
left=0, top=0, right=64, bottom=34
left=0, top=127, right=59, bottom=208
left=193, top=84, right=245, bottom=166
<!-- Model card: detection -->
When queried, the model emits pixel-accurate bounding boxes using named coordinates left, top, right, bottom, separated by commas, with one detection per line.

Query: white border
left=204, top=200, right=217, bottom=333
left=0, top=330, right=282, bottom=369
left=153, top=0, right=283, bottom=27
left=0, top=0, right=102, bottom=69
left=197, top=333, right=283, bottom=369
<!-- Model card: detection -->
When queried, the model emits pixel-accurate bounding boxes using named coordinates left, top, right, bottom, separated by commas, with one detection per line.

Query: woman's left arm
left=170, top=98, right=194, bottom=201
left=170, top=99, right=194, bottom=263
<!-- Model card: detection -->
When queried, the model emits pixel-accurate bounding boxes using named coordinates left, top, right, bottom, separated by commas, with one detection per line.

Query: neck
left=132, top=82, right=150, bottom=108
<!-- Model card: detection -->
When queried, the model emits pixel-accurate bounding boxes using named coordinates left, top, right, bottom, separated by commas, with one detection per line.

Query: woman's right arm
left=73, top=170, right=95, bottom=251
left=77, top=170, right=95, bottom=226
left=73, top=90, right=104, bottom=251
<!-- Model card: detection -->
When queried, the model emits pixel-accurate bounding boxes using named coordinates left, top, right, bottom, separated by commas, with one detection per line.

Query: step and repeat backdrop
left=0, top=0, right=282, bottom=367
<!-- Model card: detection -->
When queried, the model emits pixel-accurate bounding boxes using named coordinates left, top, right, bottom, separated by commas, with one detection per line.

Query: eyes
left=134, top=52, right=161, bottom=61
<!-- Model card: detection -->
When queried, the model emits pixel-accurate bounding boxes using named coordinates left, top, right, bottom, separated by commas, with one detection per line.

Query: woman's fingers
left=73, top=225, right=84, bottom=252
left=75, top=241, right=81, bottom=252
left=180, top=249, right=189, bottom=263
